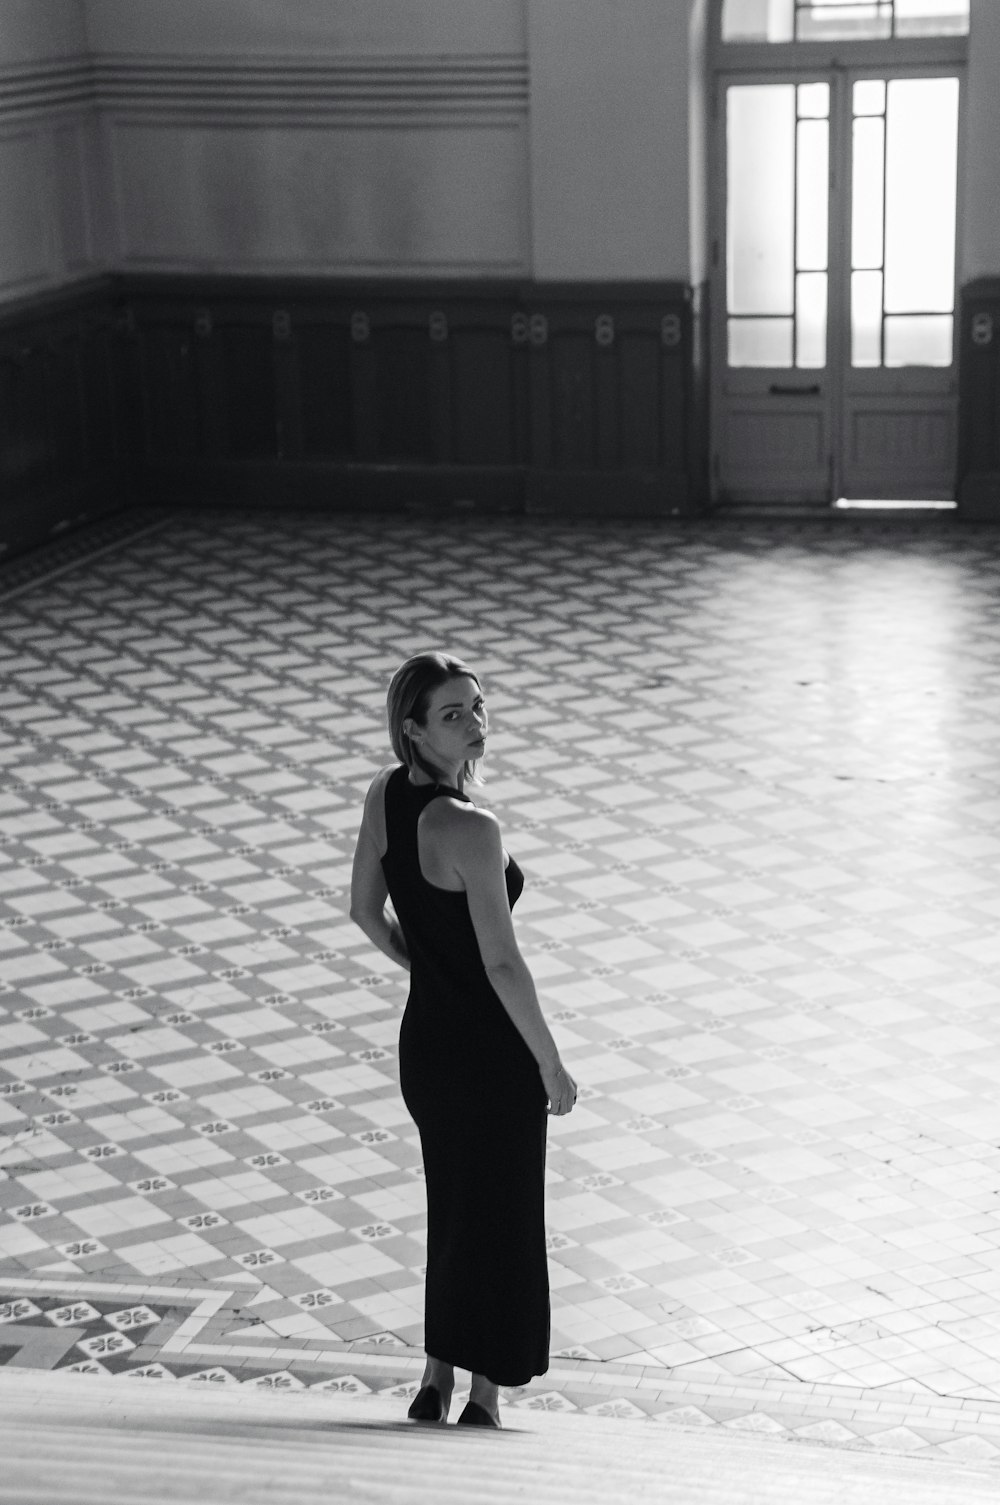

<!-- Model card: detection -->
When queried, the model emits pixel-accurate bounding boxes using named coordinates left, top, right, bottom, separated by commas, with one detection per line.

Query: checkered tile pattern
left=3, top=511, right=1000, bottom=1459
left=0, top=1290, right=171, bottom=1375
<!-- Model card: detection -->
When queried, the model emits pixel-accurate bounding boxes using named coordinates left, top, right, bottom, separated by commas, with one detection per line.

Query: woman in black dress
left=350, top=651, right=577, bottom=1427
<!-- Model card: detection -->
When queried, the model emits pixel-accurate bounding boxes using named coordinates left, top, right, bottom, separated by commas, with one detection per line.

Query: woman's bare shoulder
left=362, top=764, right=396, bottom=807
left=428, top=797, right=500, bottom=848
left=361, top=765, right=398, bottom=847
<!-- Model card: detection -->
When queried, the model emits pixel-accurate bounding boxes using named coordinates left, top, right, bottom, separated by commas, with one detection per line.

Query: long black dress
left=381, top=763, right=549, bottom=1387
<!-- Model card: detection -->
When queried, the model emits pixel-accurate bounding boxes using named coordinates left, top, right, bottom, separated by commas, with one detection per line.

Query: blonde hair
left=387, top=651, right=484, bottom=785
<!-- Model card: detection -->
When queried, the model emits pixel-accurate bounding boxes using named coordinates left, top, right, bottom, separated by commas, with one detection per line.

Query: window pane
left=894, top=0, right=969, bottom=37
left=798, top=3, right=892, bottom=42
left=727, top=86, right=796, bottom=316
left=852, top=270, right=883, bottom=366
left=884, top=314, right=953, bottom=366
left=729, top=318, right=794, bottom=367
left=721, top=0, right=794, bottom=42
left=852, top=117, right=885, bottom=270
left=797, top=119, right=829, bottom=271
left=722, top=0, right=969, bottom=41
left=884, top=78, right=959, bottom=314
left=853, top=79, right=886, bottom=116
left=796, top=273, right=828, bottom=367
left=798, top=82, right=830, bottom=119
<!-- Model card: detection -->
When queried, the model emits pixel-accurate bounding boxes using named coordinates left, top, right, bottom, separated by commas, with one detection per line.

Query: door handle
left=769, top=383, right=821, bottom=395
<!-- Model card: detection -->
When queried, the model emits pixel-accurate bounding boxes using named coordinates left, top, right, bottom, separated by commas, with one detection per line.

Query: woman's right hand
left=541, top=1059, right=578, bottom=1116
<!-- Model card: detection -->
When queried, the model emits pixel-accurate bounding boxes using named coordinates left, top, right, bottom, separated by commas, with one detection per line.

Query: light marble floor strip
left=2, top=1368, right=998, bottom=1505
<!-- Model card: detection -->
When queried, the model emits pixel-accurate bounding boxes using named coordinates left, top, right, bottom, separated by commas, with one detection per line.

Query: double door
left=712, top=66, right=962, bottom=504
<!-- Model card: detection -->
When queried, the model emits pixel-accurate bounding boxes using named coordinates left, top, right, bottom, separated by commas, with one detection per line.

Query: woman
left=350, top=650, right=577, bottom=1427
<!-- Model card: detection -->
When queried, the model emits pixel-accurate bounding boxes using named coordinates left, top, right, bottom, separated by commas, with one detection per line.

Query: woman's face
left=409, top=675, right=487, bottom=771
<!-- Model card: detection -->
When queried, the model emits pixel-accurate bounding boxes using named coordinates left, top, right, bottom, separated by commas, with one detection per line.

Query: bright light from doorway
left=834, top=498, right=957, bottom=509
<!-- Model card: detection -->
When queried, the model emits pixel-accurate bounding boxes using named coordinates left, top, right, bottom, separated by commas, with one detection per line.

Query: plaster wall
left=80, top=0, right=526, bottom=57
left=527, top=0, right=693, bottom=279
left=0, top=0, right=88, bottom=64
left=84, top=0, right=532, bottom=278
left=9, top=1, right=997, bottom=300
left=960, top=0, right=1000, bottom=284
left=0, top=0, right=98, bottom=305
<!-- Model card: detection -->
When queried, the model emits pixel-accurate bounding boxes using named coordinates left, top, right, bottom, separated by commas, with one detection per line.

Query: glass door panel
left=841, top=67, right=961, bottom=498
left=714, top=61, right=962, bottom=503
left=726, top=82, right=829, bottom=368
left=849, top=75, right=959, bottom=368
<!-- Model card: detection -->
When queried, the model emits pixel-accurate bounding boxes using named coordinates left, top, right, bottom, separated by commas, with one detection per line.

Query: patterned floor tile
left=2, top=510, right=1000, bottom=1463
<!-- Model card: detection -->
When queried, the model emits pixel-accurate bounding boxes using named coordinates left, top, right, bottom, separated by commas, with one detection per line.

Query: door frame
left=706, top=9, right=969, bottom=507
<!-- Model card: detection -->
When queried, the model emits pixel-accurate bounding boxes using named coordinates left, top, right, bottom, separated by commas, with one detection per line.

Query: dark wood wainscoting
left=6, top=273, right=997, bottom=567
left=0, top=280, right=136, bottom=563
left=959, top=280, right=1000, bottom=519
left=118, top=276, right=698, bottom=517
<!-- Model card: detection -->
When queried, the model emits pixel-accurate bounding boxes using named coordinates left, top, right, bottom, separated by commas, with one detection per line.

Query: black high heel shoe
left=456, top=1400, right=501, bottom=1429
left=407, top=1384, right=448, bottom=1422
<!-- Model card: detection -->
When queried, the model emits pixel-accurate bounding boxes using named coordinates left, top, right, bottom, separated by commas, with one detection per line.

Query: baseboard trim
left=526, top=470, right=692, bottom=517
left=139, top=462, right=524, bottom=513
left=0, top=473, right=128, bottom=564
left=958, top=473, right=1000, bottom=520
left=138, top=461, right=699, bottom=518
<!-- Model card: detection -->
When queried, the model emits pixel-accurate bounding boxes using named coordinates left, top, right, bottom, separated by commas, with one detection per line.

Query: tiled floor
left=2, top=509, right=1000, bottom=1463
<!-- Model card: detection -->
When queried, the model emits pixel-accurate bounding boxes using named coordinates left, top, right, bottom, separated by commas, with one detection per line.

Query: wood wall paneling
left=119, top=278, right=695, bottom=516
left=15, top=272, right=998, bottom=536
left=451, top=325, right=518, bottom=467
left=620, top=333, right=663, bottom=470
left=80, top=323, right=118, bottom=471
left=958, top=280, right=1000, bottom=517
left=46, top=332, right=86, bottom=479
left=0, top=338, right=49, bottom=509
left=373, top=325, right=434, bottom=464
left=294, top=321, right=354, bottom=460
left=218, top=317, right=279, bottom=460
left=550, top=332, right=597, bottom=470
left=0, top=283, right=126, bottom=560
left=0, top=277, right=698, bottom=563
left=138, top=317, right=204, bottom=460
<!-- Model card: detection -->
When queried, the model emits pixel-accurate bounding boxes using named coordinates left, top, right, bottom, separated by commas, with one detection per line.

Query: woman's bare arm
left=454, top=808, right=575, bottom=1113
left=350, top=776, right=409, bottom=971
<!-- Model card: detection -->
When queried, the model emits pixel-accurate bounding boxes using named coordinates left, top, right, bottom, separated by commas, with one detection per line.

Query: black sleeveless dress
left=381, top=763, right=550, bottom=1386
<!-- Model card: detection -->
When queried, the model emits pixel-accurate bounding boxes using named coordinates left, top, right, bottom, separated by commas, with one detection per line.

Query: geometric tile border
left=0, top=510, right=173, bottom=604
left=4, top=1277, right=1000, bottom=1461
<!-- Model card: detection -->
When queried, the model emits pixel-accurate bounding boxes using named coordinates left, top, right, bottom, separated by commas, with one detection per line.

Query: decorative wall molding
left=0, top=51, right=531, bottom=287
left=95, top=53, right=529, bottom=122
left=0, top=57, right=95, bottom=121
left=0, top=52, right=529, bottom=126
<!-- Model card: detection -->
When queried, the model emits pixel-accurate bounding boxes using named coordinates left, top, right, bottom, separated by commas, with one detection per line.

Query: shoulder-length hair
left=386, top=650, right=484, bottom=785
